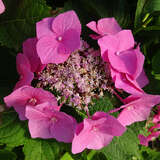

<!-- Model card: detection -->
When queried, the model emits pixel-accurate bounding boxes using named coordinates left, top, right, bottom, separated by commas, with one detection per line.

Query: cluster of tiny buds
left=36, top=40, right=113, bottom=109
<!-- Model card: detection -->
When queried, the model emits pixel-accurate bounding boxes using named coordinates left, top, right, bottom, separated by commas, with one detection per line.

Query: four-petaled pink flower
left=0, top=0, right=5, bottom=14
left=117, top=94, right=160, bottom=126
left=86, top=18, right=121, bottom=39
left=72, top=112, right=126, bottom=154
left=4, top=85, right=59, bottom=120
left=36, top=10, right=81, bottom=64
left=14, top=53, right=34, bottom=90
left=26, top=102, right=77, bottom=143
left=98, top=30, right=149, bottom=94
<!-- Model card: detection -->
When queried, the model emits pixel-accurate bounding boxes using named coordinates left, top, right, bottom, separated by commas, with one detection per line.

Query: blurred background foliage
left=0, top=0, right=160, bottom=159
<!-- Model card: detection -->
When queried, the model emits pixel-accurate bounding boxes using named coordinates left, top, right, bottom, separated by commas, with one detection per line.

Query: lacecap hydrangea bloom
left=3, top=10, right=160, bottom=154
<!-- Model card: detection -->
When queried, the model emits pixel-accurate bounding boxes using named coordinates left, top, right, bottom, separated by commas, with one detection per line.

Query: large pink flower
left=98, top=30, right=149, bottom=94
left=14, top=53, right=34, bottom=90
left=0, top=0, right=5, bottom=14
left=25, top=102, right=77, bottom=143
left=117, top=94, right=160, bottom=126
left=86, top=18, right=121, bottom=39
left=4, top=85, right=59, bottom=120
left=23, top=38, right=45, bottom=73
left=72, top=112, right=126, bottom=154
left=36, top=10, right=81, bottom=64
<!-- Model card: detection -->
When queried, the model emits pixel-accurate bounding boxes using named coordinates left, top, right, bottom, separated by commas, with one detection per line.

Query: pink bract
left=23, top=38, right=46, bottom=73
left=0, top=0, right=5, bottom=14
left=14, top=53, right=34, bottom=90
left=4, top=85, right=59, bottom=120
left=72, top=112, right=126, bottom=154
left=117, top=94, right=160, bottom=126
left=25, top=102, right=77, bottom=142
left=36, top=10, right=81, bottom=64
left=86, top=18, right=121, bottom=39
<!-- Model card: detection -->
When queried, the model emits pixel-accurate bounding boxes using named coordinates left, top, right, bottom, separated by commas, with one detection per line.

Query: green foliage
left=0, top=150, right=17, bottom=160
left=0, top=0, right=50, bottom=51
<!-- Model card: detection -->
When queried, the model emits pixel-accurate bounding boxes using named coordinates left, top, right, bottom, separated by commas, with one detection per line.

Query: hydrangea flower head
left=72, top=111, right=126, bottom=154
left=36, top=10, right=81, bottom=64
left=26, top=102, right=77, bottom=142
left=4, top=85, right=59, bottom=120
left=0, top=0, right=5, bottom=14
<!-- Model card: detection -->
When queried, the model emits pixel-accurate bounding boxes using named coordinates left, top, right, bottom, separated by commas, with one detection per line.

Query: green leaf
left=143, top=0, right=160, bottom=15
left=0, top=150, right=17, bottom=160
left=23, top=139, right=61, bottom=160
left=152, top=50, right=160, bottom=74
left=89, top=92, right=121, bottom=117
left=0, top=111, right=26, bottom=147
left=0, top=0, right=50, bottom=51
left=134, top=0, right=148, bottom=28
left=100, top=124, right=142, bottom=160
left=60, top=152, right=74, bottom=160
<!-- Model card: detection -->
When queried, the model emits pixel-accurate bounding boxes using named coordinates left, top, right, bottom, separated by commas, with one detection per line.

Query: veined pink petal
left=110, top=67, right=144, bottom=95
left=36, top=35, right=59, bottom=64
left=97, top=18, right=121, bottom=35
left=14, top=67, right=34, bottom=90
left=26, top=103, right=77, bottom=142
left=50, top=111, right=77, bottom=142
left=118, top=94, right=160, bottom=126
left=98, top=30, right=134, bottom=59
left=61, top=29, right=81, bottom=53
left=4, top=86, right=58, bottom=120
left=136, top=69, right=149, bottom=88
left=72, top=111, right=126, bottom=154
left=86, top=21, right=99, bottom=34
left=108, top=49, right=138, bottom=76
left=52, top=10, right=81, bottom=35
left=87, top=18, right=121, bottom=37
left=0, top=0, right=5, bottom=14
left=36, top=17, right=54, bottom=39
left=23, top=38, right=45, bottom=73
left=14, top=53, right=34, bottom=90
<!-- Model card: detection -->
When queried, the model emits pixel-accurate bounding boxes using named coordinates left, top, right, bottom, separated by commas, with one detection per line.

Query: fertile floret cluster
left=37, top=41, right=112, bottom=109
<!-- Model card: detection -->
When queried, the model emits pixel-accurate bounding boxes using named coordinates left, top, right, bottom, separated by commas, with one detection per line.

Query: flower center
left=51, top=117, right=57, bottom=122
left=115, top=51, right=120, bottom=56
left=28, top=98, right=37, bottom=106
left=57, top=36, right=62, bottom=42
left=91, top=125, right=98, bottom=132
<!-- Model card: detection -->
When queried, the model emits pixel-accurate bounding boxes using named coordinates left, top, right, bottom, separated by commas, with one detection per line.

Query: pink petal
left=98, top=30, right=134, bottom=59
left=118, top=94, right=160, bottom=126
left=16, top=53, right=31, bottom=73
left=52, top=10, right=81, bottom=35
left=4, top=86, right=58, bottom=120
left=61, top=29, right=80, bottom=53
left=0, top=0, right=5, bottom=14
left=14, top=67, right=34, bottom=90
left=23, top=38, right=45, bottom=73
left=136, top=69, right=149, bottom=88
left=108, top=49, right=138, bottom=76
left=97, top=18, right=121, bottom=35
left=110, top=67, right=144, bottom=95
left=92, top=112, right=126, bottom=136
left=36, top=17, right=54, bottom=39
left=72, top=112, right=126, bottom=154
left=50, top=111, right=77, bottom=143
left=86, top=21, right=99, bottom=34
left=138, top=134, right=148, bottom=146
